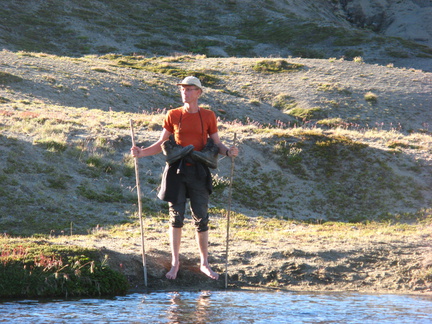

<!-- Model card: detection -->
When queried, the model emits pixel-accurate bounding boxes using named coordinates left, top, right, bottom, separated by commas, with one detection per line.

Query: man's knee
left=194, top=216, right=209, bottom=232
left=169, top=209, right=185, bottom=228
left=171, top=220, right=184, bottom=228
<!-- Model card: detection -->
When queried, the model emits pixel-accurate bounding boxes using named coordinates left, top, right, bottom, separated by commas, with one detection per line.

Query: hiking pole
left=130, top=119, right=148, bottom=287
left=225, top=133, right=237, bottom=289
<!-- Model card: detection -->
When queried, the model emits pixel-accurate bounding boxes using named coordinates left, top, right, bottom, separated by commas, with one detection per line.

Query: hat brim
left=177, top=83, right=202, bottom=89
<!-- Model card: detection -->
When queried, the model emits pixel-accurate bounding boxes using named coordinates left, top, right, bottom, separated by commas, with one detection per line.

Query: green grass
left=231, top=164, right=287, bottom=212
left=34, top=139, right=68, bottom=152
left=0, top=240, right=128, bottom=298
left=364, top=91, right=378, bottom=102
left=101, top=54, right=221, bottom=87
left=77, top=182, right=126, bottom=203
left=252, top=60, right=304, bottom=73
left=230, top=128, right=429, bottom=220
left=316, top=118, right=347, bottom=128
left=316, top=82, right=352, bottom=95
left=287, top=107, right=325, bottom=120
left=46, top=172, right=72, bottom=189
left=333, top=32, right=369, bottom=46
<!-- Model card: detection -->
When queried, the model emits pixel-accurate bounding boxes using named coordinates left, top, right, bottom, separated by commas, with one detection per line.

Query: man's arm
left=210, top=132, right=238, bottom=158
left=131, top=128, right=172, bottom=158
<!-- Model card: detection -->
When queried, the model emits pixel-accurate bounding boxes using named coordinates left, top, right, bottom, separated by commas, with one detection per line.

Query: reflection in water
left=167, top=291, right=212, bottom=323
left=0, top=290, right=431, bottom=323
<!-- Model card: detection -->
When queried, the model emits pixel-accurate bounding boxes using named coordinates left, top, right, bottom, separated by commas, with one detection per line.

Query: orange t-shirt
left=163, top=107, right=218, bottom=151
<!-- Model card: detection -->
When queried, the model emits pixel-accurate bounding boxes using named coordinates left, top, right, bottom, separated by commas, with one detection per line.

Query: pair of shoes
left=191, top=138, right=219, bottom=169
left=161, top=136, right=194, bottom=165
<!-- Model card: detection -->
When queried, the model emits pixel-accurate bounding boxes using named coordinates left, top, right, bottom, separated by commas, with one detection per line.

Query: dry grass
left=12, top=211, right=430, bottom=292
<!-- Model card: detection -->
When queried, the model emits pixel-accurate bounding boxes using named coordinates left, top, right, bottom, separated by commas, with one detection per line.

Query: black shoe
left=161, top=136, right=194, bottom=165
left=191, top=138, right=219, bottom=169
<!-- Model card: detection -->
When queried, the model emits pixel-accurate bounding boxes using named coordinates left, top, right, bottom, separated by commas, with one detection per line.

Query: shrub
left=47, top=173, right=72, bottom=189
left=287, top=107, right=324, bottom=120
left=248, top=98, right=260, bottom=106
left=353, top=56, right=364, bottom=63
left=272, top=94, right=297, bottom=112
left=100, top=55, right=220, bottom=87
left=273, top=140, right=303, bottom=168
left=344, top=49, right=363, bottom=59
left=252, top=60, right=304, bottom=73
left=77, top=183, right=125, bottom=202
left=317, top=83, right=352, bottom=95
left=317, top=118, right=347, bottom=128
left=34, top=139, right=68, bottom=152
left=386, top=48, right=410, bottom=58
left=333, top=33, right=368, bottom=46
left=212, top=174, right=230, bottom=193
left=364, top=92, right=378, bottom=102
left=85, top=155, right=116, bottom=174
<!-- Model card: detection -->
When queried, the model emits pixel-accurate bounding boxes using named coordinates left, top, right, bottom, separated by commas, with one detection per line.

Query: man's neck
left=183, top=103, right=200, bottom=113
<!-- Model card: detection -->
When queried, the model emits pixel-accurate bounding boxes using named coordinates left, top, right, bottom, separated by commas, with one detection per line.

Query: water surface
left=1, top=290, right=431, bottom=323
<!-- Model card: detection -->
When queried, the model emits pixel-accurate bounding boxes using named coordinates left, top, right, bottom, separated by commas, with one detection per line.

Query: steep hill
left=0, top=50, right=431, bottom=235
left=1, top=0, right=431, bottom=71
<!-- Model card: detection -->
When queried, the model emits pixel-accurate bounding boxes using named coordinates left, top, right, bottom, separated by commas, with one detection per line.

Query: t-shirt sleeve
left=163, top=111, right=175, bottom=133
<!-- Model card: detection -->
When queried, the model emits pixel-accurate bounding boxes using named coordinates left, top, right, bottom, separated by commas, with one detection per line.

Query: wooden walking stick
left=225, top=133, right=237, bottom=289
left=130, top=119, right=148, bottom=287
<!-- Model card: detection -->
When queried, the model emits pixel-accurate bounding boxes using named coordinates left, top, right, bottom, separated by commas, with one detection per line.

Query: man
left=131, top=76, right=238, bottom=280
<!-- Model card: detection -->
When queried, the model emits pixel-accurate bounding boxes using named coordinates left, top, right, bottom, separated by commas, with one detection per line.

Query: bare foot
left=200, top=264, right=219, bottom=280
left=166, top=264, right=179, bottom=280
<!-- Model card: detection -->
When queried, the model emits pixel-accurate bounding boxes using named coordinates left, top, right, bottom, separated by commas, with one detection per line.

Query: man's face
left=179, top=85, right=201, bottom=104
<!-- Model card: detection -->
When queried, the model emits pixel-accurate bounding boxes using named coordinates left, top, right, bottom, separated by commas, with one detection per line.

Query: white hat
left=177, top=76, right=202, bottom=89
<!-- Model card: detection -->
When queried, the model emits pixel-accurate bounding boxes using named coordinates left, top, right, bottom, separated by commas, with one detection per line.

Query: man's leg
left=184, top=165, right=218, bottom=279
left=167, top=200, right=185, bottom=280
left=166, top=226, right=182, bottom=279
left=196, top=230, right=219, bottom=280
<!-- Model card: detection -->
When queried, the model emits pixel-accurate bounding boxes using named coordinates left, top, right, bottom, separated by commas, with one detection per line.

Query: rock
left=341, top=0, right=387, bottom=31
left=339, top=0, right=432, bottom=47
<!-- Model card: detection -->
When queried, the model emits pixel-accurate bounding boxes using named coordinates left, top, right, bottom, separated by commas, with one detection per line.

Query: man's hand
left=130, top=146, right=141, bottom=158
left=227, top=146, right=239, bottom=158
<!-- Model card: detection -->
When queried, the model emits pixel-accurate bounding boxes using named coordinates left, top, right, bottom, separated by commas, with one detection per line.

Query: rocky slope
left=0, top=0, right=431, bottom=71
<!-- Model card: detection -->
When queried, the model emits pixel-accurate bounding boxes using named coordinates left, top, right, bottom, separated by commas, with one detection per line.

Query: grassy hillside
left=1, top=0, right=431, bottom=71
left=1, top=51, right=431, bottom=236
left=1, top=0, right=431, bottom=236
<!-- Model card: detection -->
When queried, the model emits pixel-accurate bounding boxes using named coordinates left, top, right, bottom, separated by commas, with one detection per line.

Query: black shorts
left=168, top=164, right=210, bottom=232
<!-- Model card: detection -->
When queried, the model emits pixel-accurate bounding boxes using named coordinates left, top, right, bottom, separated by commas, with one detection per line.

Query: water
left=1, top=290, right=431, bottom=323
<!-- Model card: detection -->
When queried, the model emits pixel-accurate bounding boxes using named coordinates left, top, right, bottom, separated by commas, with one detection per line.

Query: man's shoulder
left=167, top=107, right=183, bottom=116
left=199, top=107, right=216, bottom=117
